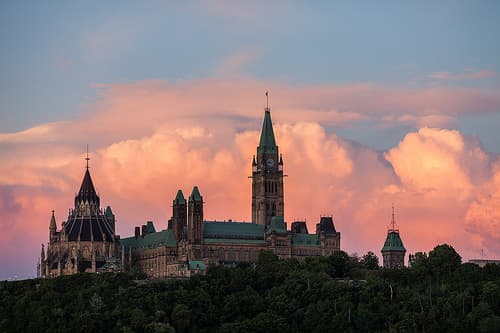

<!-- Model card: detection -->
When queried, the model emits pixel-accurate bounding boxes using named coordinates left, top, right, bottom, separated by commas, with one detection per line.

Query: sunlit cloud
left=1, top=78, right=499, bottom=279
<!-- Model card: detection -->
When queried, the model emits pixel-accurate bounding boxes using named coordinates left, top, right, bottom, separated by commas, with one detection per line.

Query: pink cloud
left=1, top=78, right=500, bottom=278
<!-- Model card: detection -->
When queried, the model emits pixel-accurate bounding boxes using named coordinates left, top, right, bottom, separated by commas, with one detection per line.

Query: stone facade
left=39, top=169, right=121, bottom=278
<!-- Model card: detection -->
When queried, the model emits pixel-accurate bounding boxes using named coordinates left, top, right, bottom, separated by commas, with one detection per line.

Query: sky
left=0, top=1, right=499, bottom=280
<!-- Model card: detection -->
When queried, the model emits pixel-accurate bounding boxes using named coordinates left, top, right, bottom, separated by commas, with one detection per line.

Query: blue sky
left=1, top=0, right=499, bottom=150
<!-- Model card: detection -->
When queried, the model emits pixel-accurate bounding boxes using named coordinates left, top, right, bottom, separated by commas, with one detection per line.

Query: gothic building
left=381, top=206, right=406, bottom=268
left=39, top=101, right=341, bottom=278
left=39, top=167, right=121, bottom=277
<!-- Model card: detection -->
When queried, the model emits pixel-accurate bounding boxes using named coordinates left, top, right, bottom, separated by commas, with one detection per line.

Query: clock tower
left=252, top=102, right=284, bottom=227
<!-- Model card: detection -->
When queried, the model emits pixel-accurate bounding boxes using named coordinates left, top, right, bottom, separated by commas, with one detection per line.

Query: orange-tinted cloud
left=0, top=78, right=499, bottom=279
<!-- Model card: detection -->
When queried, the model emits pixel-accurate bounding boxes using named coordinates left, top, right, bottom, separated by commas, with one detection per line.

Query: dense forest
left=1, top=244, right=499, bottom=333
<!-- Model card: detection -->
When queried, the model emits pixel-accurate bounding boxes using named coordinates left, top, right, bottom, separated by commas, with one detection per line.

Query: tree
left=361, top=251, right=379, bottom=270
left=428, top=244, right=461, bottom=278
left=172, top=303, right=191, bottom=333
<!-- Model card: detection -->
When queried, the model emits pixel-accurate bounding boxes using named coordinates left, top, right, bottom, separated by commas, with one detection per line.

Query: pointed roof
left=75, top=169, right=100, bottom=206
left=49, top=210, right=57, bottom=230
left=105, top=206, right=113, bottom=217
left=190, top=186, right=202, bottom=201
left=174, top=189, right=186, bottom=204
left=79, top=169, right=97, bottom=197
left=259, top=108, right=277, bottom=148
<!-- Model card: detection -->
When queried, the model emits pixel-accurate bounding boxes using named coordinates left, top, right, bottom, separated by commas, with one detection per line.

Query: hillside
left=1, top=245, right=499, bottom=333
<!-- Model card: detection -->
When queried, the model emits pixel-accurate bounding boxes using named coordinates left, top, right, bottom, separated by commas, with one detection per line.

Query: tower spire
left=266, top=90, right=269, bottom=109
left=389, top=203, right=398, bottom=232
left=85, top=144, right=90, bottom=169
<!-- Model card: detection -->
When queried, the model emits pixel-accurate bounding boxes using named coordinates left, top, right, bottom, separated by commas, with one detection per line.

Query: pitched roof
left=259, top=109, right=277, bottom=148
left=291, top=233, right=320, bottom=247
left=203, top=221, right=265, bottom=240
left=121, top=229, right=177, bottom=250
left=381, top=231, right=406, bottom=252
left=317, top=217, right=337, bottom=234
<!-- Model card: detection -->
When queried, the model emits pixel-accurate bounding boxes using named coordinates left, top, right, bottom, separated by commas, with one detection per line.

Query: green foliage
left=1, top=245, right=499, bottom=332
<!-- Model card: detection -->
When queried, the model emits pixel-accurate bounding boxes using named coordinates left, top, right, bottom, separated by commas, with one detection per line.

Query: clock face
left=266, top=158, right=275, bottom=167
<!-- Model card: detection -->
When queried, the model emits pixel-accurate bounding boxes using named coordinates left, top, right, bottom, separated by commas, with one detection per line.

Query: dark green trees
left=1, top=245, right=499, bottom=332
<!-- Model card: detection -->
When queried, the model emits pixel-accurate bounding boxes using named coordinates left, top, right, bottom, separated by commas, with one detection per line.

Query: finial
left=390, top=203, right=396, bottom=231
left=265, top=90, right=269, bottom=109
left=85, top=144, right=90, bottom=169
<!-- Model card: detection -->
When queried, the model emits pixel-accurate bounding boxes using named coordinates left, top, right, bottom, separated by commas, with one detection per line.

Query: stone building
left=381, top=206, right=406, bottom=268
left=119, top=103, right=341, bottom=278
left=39, top=102, right=341, bottom=278
left=39, top=166, right=121, bottom=277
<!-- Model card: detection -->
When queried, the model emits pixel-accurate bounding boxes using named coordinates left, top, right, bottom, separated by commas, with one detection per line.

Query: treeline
left=1, top=244, right=499, bottom=333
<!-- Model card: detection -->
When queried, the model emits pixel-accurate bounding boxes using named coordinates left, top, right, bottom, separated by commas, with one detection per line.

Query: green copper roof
left=121, top=229, right=177, bottom=250
left=267, top=216, right=286, bottom=234
left=203, top=238, right=266, bottom=245
left=174, top=189, right=186, bottom=204
left=203, top=221, right=265, bottom=239
left=190, top=186, right=202, bottom=201
left=291, top=233, right=320, bottom=247
left=381, top=231, right=406, bottom=252
left=259, top=109, right=277, bottom=148
left=189, top=260, right=206, bottom=270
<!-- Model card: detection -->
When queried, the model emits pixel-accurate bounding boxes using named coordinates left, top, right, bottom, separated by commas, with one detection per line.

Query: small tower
left=188, top=186, right=204, bottom=260
left=188, top=186, right=204, bottom=244
left=381, top=205, right=406, bottom=268
left=105, top=206, right=115, bottom=233
left=172, top=189, right=187, bottom=242
left=49, top=210, right=57, bottom=244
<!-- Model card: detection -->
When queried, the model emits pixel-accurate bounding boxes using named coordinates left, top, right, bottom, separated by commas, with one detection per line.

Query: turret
left=188, top=186, right=203, bottom=245
left=105, top=206, right=115, bottom=232
left=40, top=244, right=45, bottom=261
left=49, top=210, right=57, bottom=243
left=172, top=190, right=187, bottom=242
left=381, top=205, right=406, bottom=268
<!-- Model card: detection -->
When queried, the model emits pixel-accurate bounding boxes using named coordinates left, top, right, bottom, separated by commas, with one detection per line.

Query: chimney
left=134, top=226, right=140, bottom=239
left=141, top=225, right=147, bottom=237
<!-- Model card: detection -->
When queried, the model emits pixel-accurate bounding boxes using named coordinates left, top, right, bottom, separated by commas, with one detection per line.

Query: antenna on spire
left=85, top=144, right=90, bottom=169
left=265, top=90, right=269, bottom=109
left=390, top=203, right=398, bottom=232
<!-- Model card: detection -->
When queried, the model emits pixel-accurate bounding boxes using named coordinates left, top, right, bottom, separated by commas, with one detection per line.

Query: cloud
left=1, top=78, right=499, bottom=278
left=428, top=70, right=495, bottom=80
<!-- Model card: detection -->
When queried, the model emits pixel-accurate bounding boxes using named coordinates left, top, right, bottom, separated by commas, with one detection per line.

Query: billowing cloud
left=0, top=78, right=499, bottom=279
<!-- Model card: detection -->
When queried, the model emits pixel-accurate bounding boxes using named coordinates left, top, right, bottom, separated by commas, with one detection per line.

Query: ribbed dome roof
left=63, top=168, right=114, bottom=242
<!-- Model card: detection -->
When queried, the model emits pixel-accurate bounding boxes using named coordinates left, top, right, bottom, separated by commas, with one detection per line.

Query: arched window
left=218, top=248, right=225, bottom=261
